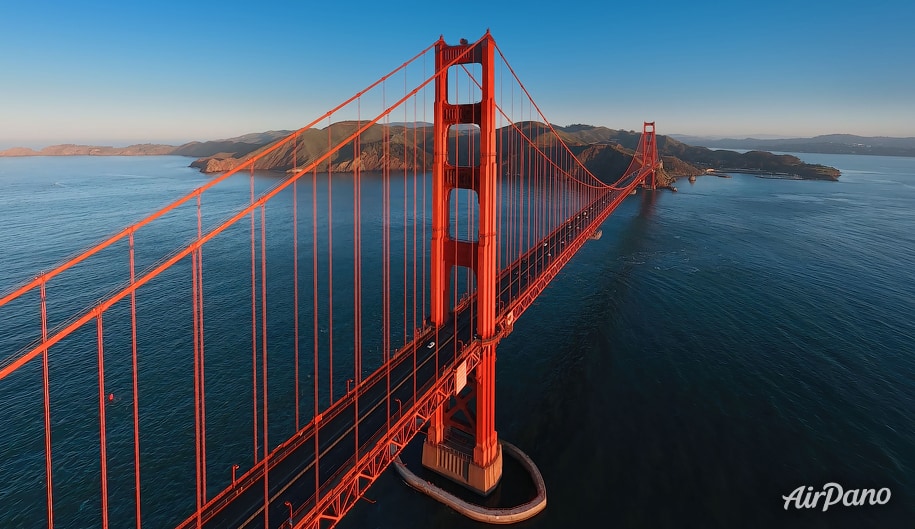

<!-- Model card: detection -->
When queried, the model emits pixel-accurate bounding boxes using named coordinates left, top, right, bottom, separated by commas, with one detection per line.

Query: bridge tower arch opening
left=425, top=31, right=503, bottom=495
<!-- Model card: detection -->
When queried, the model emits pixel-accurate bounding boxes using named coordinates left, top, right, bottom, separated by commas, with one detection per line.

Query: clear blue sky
left=2, top=0, right=914, bottom=148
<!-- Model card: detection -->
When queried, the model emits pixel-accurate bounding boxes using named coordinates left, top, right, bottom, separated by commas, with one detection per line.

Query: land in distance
left=0, top=124, right=842, bottom=184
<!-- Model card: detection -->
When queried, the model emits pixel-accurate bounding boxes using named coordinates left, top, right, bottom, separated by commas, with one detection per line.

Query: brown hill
left=0, top=147, right=39, bottom=156
left=191, top=121, right=436, bottom=173
left=189, top=121, right=696, bottom=190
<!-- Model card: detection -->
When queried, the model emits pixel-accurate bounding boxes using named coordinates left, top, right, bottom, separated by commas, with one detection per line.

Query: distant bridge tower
left=640, top=121, right=660, bottom=189
left=423, top=32, right=503, bottom=495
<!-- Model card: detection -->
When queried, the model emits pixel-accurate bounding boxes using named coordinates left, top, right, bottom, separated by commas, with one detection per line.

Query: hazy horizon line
left=3, top=128, right=915, bottom=152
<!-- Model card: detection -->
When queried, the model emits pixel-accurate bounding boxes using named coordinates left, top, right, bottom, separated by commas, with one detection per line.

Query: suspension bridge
left=0, top=32, right=662, bottom=528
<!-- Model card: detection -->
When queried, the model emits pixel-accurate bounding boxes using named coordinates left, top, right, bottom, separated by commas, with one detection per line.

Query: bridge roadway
left=182, top=186, right=624, bottom=529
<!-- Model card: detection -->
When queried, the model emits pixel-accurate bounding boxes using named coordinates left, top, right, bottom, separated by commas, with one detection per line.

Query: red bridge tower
left=422, top=32, right=503, bottom=495
left=640, top=121, right=660, bottom=189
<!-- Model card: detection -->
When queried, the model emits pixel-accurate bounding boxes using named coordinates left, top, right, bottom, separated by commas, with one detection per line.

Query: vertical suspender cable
left=496, top=59, right=502, bottom=277
left=382, top=80, right=391, bottom=437
left=260, top=204, right=269, bottom=529
left=193, top=191, right=208, bottom=519
left=128, top=232, right=142, bottom=529
left=412, top=87, right=418, bottom=405
left=198, top=195, right=207, bottom=504
left=40, top=279, right=54, bottom=528
left=293, top=134, right=300, bottom=432
left=525, top=121, right=531, bottom=257
left=383, top=85, right=390, bottom=357
left=353, top=107, right=362, bottom=462
left=404, top=70, right=409, bottom=348
left=250, top=170, right=259, bottom=464
left=312, top=166, right=320, bottom=498
left=96, top=310, right=109, bottom=529
left=191, top=207, right=202, bottom=527
left=327, top=121, right=334, bottom=405
left=422, top=56, right=427, bottom=329
left=420, top=57, right=427, bottom=400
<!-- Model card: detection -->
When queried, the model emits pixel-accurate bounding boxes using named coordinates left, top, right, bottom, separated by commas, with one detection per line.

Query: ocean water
left=1, top=153, right=914, bottom=528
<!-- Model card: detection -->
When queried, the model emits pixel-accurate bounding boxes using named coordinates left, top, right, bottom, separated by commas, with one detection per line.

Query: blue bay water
left=1, top=154, right=914, bottom=528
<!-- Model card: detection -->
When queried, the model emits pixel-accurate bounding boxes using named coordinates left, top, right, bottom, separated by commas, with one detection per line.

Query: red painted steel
left=638, top=121, right=660, bottom=189
left=128, top=231, right=142, bottom=529
left=474, top=33, right=500, bottom=470
left=427, top=34, right=501, bottom=473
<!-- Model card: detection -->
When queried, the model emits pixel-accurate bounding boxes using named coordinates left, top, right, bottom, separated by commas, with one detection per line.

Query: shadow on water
left=637, top=187, right=659, bottom=219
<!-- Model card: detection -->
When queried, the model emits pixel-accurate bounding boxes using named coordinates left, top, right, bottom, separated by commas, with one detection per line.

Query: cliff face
left=661, top=155, right=702, bottom=178
left=190, top=156, right=243, bottom=172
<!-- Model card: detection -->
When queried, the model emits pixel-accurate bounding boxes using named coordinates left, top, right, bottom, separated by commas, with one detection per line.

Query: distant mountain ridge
left=672, top=134, right=915, bottom=157
left=0, top=143, right=177, bottom=156
left=186, top=122, right=839, bottom=182
left=186, top=121, right=685, bottom=187
left=0, top=131, right=294, bottom=159
left=0, top=124, right=842, bottom=181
